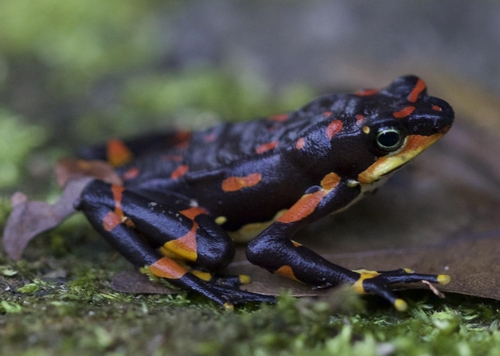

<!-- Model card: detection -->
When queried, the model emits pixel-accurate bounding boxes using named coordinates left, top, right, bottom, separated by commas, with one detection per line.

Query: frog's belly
left=225, top=209, right=287, bottom=243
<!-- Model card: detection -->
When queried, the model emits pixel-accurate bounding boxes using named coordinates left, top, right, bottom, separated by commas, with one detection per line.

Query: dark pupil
left=378, top=131, right=400, bottom=148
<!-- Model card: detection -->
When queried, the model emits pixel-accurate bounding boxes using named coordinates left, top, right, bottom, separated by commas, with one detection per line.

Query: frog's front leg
left=75, top=179, right=275, bottom=307
left=246, top=174, right=449, bottom=310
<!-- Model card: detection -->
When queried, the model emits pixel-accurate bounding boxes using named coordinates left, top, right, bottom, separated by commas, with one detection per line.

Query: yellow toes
left=239, top=274, right=252, bottom=285
left=394, top=298, right=408, bottom=312
left=437, top=274, right=451, bottom=285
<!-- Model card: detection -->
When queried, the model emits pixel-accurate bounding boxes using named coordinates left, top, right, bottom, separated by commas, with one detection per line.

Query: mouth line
left=381, top=161, right=410, bottom=176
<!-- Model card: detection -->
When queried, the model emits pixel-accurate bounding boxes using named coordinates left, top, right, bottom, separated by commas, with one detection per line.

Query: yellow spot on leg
left=351, top=269, right=380, bottom=294
left=190, top=270, right=212, bottom=281
left=215, top=216, right=227, bottom=225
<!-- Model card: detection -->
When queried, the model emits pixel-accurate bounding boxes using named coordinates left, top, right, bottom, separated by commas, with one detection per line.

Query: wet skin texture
left=76, top=75, right=454, bottom=310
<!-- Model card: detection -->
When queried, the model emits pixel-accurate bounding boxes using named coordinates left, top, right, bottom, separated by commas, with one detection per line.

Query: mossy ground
left=1, top=200, right=500, bottom=356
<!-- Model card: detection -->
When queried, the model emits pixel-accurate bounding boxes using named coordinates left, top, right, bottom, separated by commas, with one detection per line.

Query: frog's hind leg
left=75, top=179, right=275, bottom=307
left=78, top=130, right=191, bottom=167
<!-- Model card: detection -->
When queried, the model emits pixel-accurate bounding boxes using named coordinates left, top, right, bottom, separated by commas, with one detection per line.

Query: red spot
left=255, top=141, right=279, bottom=154
left=107, top=140, right=133, bottom=167
left=277, top=190, right=327, bottom=223
left=162, top=155, right=183, bottom=162
left=393, top=106, right=416, bottom=118
left=111, top=185, right=125, bottom=217
left=174, top=130, right=191, bottom=149
left=103, top=211, right=122, bottom=232
left=407, top=79, right=427, bottom=103
left=180, top=207, right=208, bottom=220
left=326, top=120, right=343, bottom=139
left=174, top=130, right=191, bottom=142
left=149, top=257, right=187, bottom=279
left=269, top=113, right=288, bottom=122
left=222, top=173, right=262, bottom=192
left=432, top=105, right=442, bottom=111
left=295, top=137, right=306, bottom=150
left=122, top=168, right=139, bottom=180
left=171, top=165, right=189, bottom=180
left=356, top=114, right=365, bottom=124
left=204, top=132, right=216, bottom=142
left=320, top=172, right=341, bottom=190
left=322, top=111, right=333, bottom=118
left=354, top=89, right=379, bottom=96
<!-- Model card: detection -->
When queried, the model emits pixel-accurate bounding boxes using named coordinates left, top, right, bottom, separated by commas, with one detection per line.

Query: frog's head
left=354, top=75, right=454, bottom=184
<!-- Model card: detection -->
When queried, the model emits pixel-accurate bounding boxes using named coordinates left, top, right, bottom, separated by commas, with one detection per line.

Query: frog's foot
left=352, top=268, right=450, bottom=311
left=150, top=257, right=275, bottom=308
left=190, top=270, right=252, bottom=288
left=203, top=284, right=277, bottom=311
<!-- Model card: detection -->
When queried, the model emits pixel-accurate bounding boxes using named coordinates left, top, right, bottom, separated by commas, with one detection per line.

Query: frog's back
left=186, top=93, right=348, bottom=171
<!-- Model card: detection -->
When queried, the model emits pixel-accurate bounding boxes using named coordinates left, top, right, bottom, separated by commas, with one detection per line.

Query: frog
left=74, top=75, right=454, bottom=311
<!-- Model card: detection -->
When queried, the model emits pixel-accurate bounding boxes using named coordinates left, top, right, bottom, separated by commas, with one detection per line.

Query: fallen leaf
left=2, top=178, right=93, bottom=260
left=111, top=232, right=500, bottom=300
left=110, top=271, right=177, bottom=295
left=55, top=158, right=122, bottom=187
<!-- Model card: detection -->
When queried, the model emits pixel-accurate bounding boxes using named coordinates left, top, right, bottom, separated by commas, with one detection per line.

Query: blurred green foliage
left=0, top=0, right=313, bottom=192
left=0, top=0, right=163, bottom=92
left=0, top=111, right=46, bottom=188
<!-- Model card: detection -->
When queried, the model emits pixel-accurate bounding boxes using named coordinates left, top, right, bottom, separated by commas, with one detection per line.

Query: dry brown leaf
left=2, top=178, right=93, bottom=260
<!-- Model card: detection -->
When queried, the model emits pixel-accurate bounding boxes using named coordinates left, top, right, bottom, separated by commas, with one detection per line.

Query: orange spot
left=292, top=241, right=302, bottom=248
left=255, top=141, right=279, bottom=154
left=275, top=265, right=299, bottom=282
left=103, top=211, right=122, bottom=232
left=320, top=172, right=341, bottom=190
left=174, top=130, right=191, bottom=142
left=356, top=114, right=365, bottom=124
left=174, top=130, right=191, bottom=149
left=322, top=111, right=333, bottom=118
left=354, top=89, right=378, bottom=96
left=222, top=173, right=262, bottom=192
left=393, top=106, right=415, bottom=118
left=164, top=223, right=198, bottom=261
left=122, top=168, right=140, bottom=180
left=407, top=79, right=427, bottom=103
left=111, top=185, right=125, bottom=218
left=295, top=137, right=306, bottom=150
left=162, top=155, right=183, bottom=162
left=270, top=113, right=288, bottom=122
left=149, top=257, right=187, bottom=279
left=180, top=207, right=208, bottom=220
left=204, top=132, right=216, bottom=142
left=326, top=120, right=343, bottom=139
left=107, top=140, right=133, bottom=167
left=432, top=105, right=442, bottom=111
left=277, top=190, right=327, bottom=223
left=171, top=165, right=189, bottom=180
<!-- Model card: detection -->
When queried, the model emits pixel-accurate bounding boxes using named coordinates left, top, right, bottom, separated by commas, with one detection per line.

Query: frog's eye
left=376, top=128, right=403, bottom=151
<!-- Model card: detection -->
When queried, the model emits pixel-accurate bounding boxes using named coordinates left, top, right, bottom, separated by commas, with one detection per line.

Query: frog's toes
left=209, top=284, right=277, bottom=306
left=351, top=268, right=450, bottom=311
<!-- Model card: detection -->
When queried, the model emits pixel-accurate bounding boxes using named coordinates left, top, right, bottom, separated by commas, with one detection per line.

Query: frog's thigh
left=76, top=179, right=234, bottom=272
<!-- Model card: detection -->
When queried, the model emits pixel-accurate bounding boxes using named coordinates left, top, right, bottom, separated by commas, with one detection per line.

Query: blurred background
left=0, top=0, right=499, bottom=198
